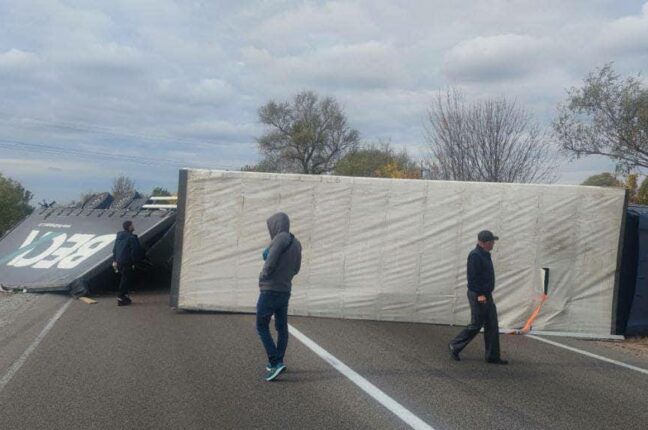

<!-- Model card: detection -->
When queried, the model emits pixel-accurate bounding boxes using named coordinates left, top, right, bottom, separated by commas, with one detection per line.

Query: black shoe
left=449, top=344, right=461, bottom=361
left=117, top=296, right=132, bottom=306
left=486, top=358, right=508, bottom=365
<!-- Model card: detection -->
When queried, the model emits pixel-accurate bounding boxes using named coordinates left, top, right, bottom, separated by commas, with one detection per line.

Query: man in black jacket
left=112, top=220, right=143, bottom=307
left=449, top=230, right=508, bottom=364
left=257, top=212, right=302, bottom=381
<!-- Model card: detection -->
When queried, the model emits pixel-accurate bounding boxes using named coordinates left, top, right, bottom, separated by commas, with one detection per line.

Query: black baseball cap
left=478, top=230, right=499, bottom=242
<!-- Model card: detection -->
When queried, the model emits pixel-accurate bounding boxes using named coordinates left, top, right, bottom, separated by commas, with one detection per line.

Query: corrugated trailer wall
left=171, top=169, right=626, bottom=336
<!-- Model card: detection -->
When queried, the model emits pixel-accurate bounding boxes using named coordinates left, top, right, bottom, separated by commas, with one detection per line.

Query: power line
left=0, top=139, right=186, bottom=167
left=0, top=138, right=240, bottom=170
left=0, top=115, right=255, bottom=148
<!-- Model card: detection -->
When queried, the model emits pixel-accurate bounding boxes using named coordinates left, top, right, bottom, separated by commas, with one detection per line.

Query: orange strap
left=519, top=294, right=548, bottom=333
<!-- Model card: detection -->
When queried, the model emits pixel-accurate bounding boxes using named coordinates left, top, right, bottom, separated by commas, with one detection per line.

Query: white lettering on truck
left=7, top=230, right=116, bottom=269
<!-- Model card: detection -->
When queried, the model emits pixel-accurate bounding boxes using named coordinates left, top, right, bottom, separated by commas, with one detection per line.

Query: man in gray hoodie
left=257, top=212, right=302, bottom=381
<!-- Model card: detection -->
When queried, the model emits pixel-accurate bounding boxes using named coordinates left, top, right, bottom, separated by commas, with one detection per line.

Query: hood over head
left=267, top=212, right=290, bottom=239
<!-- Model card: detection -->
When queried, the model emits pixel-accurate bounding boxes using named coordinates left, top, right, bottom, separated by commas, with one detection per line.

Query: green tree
left=554, top=63, right=648, bottom=172
left=581, top=172, right=623, bottom=187
left=151, top=187, right=172, bottom=197
left=374, top=161, right=421, bottom=179
left=241, top=153, right=300, bottom=173
left=257, top=90, right=360, bottom=174
left=0, top=173, right=34, bottom=236
left=334, top=143, right=421, bottom=179
left=626, top=173, right=639, bottom=203
left=637, top=177, right=648, bottom=205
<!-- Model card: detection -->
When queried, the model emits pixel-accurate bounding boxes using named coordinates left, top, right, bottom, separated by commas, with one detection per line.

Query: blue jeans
left=256, top=291, right=291, bottom=367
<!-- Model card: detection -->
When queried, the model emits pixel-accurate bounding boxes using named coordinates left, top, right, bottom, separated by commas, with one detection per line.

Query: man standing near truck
left=449, top=230, right=508, bottom=365
left=112, top=220, right=144, bottom=307
left=256, top=212, right=302, bottom=381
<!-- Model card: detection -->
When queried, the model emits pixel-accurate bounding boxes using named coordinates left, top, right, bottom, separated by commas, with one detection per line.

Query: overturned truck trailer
left=0, top=199, right=176, bottom=294
left=171, top=169, right=627, bottom=337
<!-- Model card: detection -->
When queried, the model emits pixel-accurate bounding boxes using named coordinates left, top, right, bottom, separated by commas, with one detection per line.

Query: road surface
left=1, top=290, right=647, bottom=429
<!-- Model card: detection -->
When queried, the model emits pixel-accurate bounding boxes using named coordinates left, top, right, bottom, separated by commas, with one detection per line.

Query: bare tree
left=424, top=90, right=558, bottom=183
left=553, top=63, right=648, bottom=173
left=257, top=91, right=360, bottom=174
left=112, top=175, right=136, bottom=199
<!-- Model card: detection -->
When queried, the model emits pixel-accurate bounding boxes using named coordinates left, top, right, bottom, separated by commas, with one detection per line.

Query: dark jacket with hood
left=112, top=231, right=144, bottom=266
left=259, top=212, right=302, bottom=293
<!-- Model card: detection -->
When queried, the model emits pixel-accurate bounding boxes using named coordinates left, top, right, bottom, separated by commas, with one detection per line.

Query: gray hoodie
left=259, top=212, right=302, bottom=293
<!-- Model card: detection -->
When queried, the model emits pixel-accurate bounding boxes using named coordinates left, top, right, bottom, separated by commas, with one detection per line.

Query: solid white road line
left=525, top=330, right=624, bottom=340
left=0, top=298, right=73, bottom=393
left=288, top=324, right=435, bottom=430
left=527, top=334, right=648, bottom=376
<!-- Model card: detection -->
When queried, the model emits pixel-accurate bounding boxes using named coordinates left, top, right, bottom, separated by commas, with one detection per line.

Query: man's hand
left=477, top=295, right=487, bottom=303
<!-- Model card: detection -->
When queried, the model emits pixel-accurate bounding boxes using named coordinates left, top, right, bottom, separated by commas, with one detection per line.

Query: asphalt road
left=1, top=290, right=647, bottom=430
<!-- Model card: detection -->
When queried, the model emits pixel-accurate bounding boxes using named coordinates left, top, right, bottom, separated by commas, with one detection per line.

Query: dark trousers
left=450, top=290, right=501, bottom=361
left=118, top=264, right=135, bottom=298
left=256, top=291, right=290, bottom=367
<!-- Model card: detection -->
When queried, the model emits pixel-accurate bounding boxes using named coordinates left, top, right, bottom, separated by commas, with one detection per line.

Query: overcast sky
left=1, top=0, right=647, bottom=202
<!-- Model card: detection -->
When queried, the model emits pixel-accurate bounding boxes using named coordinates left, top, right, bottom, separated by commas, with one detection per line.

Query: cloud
left=169, top=120, right=258, bottom=143
left=0, top=158, right=98, bottom=176
left=58, top=42, right=145, bottom=73
left=597, top=2, right=648, bottom=55
left=248, top=2, right=379, bottom=51
left=241, top=41, right=409, bottom=89
left=0, top=0, right=647, bottom=201
left=442, top=34, right=550, bottom=82
left=157, top=78, right=235, bottom=106
left=0, top=49, right=42, bottom=71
